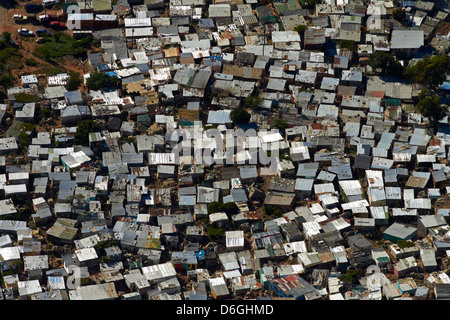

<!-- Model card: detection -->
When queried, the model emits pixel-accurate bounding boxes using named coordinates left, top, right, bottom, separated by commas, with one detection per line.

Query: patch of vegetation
left=397, top=240, right=415, bottom=249
left=338, top=40, right=355, bottom=51
left=0, top=32, right=22, bottom=88
left=74, top=120, right=100, bottom=146
left=18, top=132, right=32, bottom=150
left=244, top=95, right=263, bottom=109
left=416, top=88, right=446, bottom=122
left=95, top=240, right=119, bottom=256
left=65, top=71, right=83, bottom=91
left=25, top=58, right=38, bottom=67
left=338, top=268, right=365, bottom=284
left=14, top=93, right=42, bottom=103
left=273, top=118, right=288, bottom=131
left=404, top=54, right=450, bottom=89
left=85, top=72, right=119, bottom=90
left=34, top=33, right=92, bottom=60
left=230, top=107, right=251, bottom=124
left=20, top=122, right=36, bottom=132
left=392, top=8, right=407, bottom=24
left=204, top=221, right=224, bottom=240
left=37, top=108, right=52, bottom=120
left=369, top=51, right=403, bottom=76
left=263, top=205, right=284, bottom=218
left=0, top=203, right=32, bottom=221
left=207, top=201, right=239, bottom=216
left=294, top=24, right=308, bottom=35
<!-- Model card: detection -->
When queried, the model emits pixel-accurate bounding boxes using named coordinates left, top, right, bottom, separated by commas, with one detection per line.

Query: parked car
left=49, top=21, right=66, bottom=28
left=35, top=29, right=51, bottom=37
left=42, top=0, right=59, bottom=8
left=25, top=3, right=42, bottom=13
left=13, top=14, right=28, bottom=22
left=17, top=28, right=34, bottom=37
left=38, top=14, right=57, bottom=23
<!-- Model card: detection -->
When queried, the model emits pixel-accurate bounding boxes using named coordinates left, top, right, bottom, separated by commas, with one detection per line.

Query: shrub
left=65, top=71, right=82, bottom=91
left=230, top=107, right=251, bottom=124
left=74, top=120, right=99, bottom=146
left=207, top=201, right=239, bottom=216
left=25, top=58, right=38, bottom=66
left=85, top=72, right=118, bottom=90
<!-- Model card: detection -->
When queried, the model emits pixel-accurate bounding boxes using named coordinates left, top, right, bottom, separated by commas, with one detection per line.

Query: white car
left=18, top=28, right=34, bottom=36
left=13, top=14, right=28, bottom=21
left=42, top=0, right=59, bottom=7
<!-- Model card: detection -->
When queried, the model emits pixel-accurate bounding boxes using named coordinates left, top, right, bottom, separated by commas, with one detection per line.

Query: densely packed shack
left=0, top=0, right=450, bottom=301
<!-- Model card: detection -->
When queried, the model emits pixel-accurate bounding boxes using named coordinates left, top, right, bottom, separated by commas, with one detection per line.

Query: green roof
left=385, top=98, right=401, bottom=106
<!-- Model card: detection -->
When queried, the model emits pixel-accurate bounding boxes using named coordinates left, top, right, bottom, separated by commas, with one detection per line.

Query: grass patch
left=25, top=58, right=38, bottom=66
left=0, top=39, right=23, bottom=70
left=34, top=33, right=92, bottom=60
left=14, top=93, right=42, bottom=103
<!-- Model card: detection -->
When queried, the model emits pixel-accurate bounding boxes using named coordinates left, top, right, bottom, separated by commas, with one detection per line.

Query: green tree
left=294, top=24, right=308, bottom=36
left=416, top=88, right=446, bottom=123
left=2, top=32, right=12, bottom=44
left=0, top=74, right=14, bottom=89
left=230, top=107, right=251, bottom=125
left=244, top=95, right=263, bottom=109
left=404, top=54, right=450, bottom=89
left=263, top=205, right=284, bottom=218
left=86, top=72, right=118, bottom=90
left=74, top=120, right=99, bottom=146
left=25, top=58, right=37, bottom=66
left=338, top=268, right=365, bottom=285
left=207, top=201, right=239, bottom=216
left=338, top=40, right=355, bottom=51
left=368, top=51, right=403, bottom=76
left=65, top=71, right=82, bottom=91
left=273, top=118, right=288, bottom=131
left=392, top=8, right=406, bottom=24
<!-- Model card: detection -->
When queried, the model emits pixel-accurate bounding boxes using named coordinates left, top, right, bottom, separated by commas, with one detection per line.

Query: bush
left=95, top=240, right=119, bottom=256
left=207, top=201, right=239, bottom=216
left=369, top=51, right=403, bottom=76
left=294, top=25, right=308, bottom=35
left=85, top=72, right=118, bottom=90
left=397, top=240, right=415, bottom=249
left=38, top=108, right=51, bottom=120
left=416, top=88, right=446, bottom=122
left=65, top=71, right=82, bottom=91
left=273, top=118, right=288, bottom=131
left=14, top=93, right=42, bottom=103
left=204, top=222, right=224, bottom=240
left=263, top=205, right=284, bottom=218
left=338, top=268, right=365, bottom=284
left=230, top=107, right=251, bottom=124
left=404, top=54, right=450, bottom=89
left=74, top=120, right=99, bottom=146
left=34, top=34, right=91, bottom=60
left=244, top=95, right=262, bottom=109
left=25, top=58, right=37, bottom=66
left=338, top=40, right=355, bottom=51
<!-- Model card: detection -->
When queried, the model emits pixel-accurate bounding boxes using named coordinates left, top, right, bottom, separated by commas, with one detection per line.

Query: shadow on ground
left=0, top=0, right=19, bottom=9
